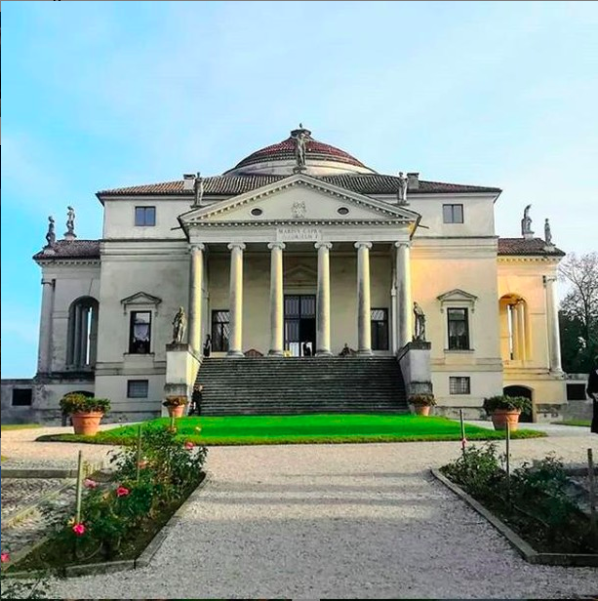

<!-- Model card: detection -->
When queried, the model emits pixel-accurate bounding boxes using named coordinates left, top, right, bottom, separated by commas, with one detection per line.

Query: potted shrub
left=483, top=395, right=531, bottom=431
left=162, top=395, right=188, bottom=418
left=60, top=393, right=111, bottom=436
left=409, top=394, right=436, bottom=417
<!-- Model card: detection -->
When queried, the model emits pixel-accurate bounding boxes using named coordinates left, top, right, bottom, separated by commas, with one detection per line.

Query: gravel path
left=1, top=478, right=68, bottom=521
left=38, top=433, right=598, bottom=600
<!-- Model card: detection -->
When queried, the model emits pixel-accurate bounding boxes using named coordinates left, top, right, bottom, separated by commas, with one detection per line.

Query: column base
left=316, top=350, right=333, bottom=357
left=268, top=350, right=284, bottom=356
left=358, top=349, right=373, bottom=356
left=227, top=350, right=245, bottom=358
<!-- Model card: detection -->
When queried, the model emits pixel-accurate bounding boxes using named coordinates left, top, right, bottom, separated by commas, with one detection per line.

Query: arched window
left=499, top=294, right=530, bottom=362
left=67, top=297, right=99, bottom=368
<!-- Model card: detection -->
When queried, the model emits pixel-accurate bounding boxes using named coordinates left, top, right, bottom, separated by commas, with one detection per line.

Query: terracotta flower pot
left=167, top=405, right=186, bottom=418
left=414, top=405, right=431, bottom=416
left=491, top=409, right=521, bottom=432
left=71, top=412, right=104, bottom=436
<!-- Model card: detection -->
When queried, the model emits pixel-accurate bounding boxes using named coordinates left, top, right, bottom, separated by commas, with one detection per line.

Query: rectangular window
left=370, top=308, right=389, bottom=351
left=211, top=310, right=230, bottom=352
left=134, top=206, right=156, bottom=227
left=12, top=389, right=33, bottom=406
left=450, top=376, right=471, bottom=395
left=129, top=311, right=152, bottom=354
left=447, top=308, right=470, bottom=350
left=443, top=204, right=464, bottom=224
left=127, top=380, right=149, bottom=398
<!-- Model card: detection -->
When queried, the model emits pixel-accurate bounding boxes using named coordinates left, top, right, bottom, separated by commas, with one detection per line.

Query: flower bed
left=4, top=426, right=207, bottom=575
left=439, top=444, right=597, bottom=558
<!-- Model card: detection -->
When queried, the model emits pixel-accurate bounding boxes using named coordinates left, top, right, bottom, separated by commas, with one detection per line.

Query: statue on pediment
left=544, top=218, right=552, bottom=245
left=294, top=129, right=307, bottom=170
left=65, top=206, right=76, bottom=238
left=397, top=171, right=408, bottom=204
left=193, top=172, right=204, bottom=207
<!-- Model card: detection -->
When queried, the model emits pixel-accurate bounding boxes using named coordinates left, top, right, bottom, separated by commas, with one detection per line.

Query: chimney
left=407, top=172, right=420, bottom=190
left=183, top=173, right=196, bottom=191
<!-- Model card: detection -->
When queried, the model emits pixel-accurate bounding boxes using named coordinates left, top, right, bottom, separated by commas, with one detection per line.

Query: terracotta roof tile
left=33, top=240, right=101, bottom=261
left=98, top=174, right=501, bottom=197
left=498, top=238, right=565, bottom=257
left=230, top=136, right=368, bottom=170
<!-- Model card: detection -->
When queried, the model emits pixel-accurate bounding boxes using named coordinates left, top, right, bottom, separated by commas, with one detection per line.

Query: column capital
left=41, top=278, right=55, bottom=287
left=354, top=241, right=373, bottom=250
left=267, top=241, right=286, bottom=250
left=394, top=241, right=411, bottom=249
left=543, top=275, right=557, bottom=286
left=315, top=242, right=333, bottom=250
left=190, top=243, right=205, bottom=252
left=227, top=242, right=246, bottom=251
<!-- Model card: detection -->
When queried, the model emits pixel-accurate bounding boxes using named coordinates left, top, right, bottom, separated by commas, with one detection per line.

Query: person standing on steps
left=587, top=355, right=598, bottom=434
left=190, top=383, right=203, bottom=416
left=203, top=334, right=212, bottom=358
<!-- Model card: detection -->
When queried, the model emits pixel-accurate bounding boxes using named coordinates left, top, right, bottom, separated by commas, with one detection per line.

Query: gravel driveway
left=37, top=433, right=598, bottom=600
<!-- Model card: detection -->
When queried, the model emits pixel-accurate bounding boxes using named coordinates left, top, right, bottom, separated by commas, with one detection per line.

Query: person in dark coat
left=190, top=383, right=203, bottom=416
left=587, top=356, right=598, bottom=434
left=203, top=335, right=212, bottom=358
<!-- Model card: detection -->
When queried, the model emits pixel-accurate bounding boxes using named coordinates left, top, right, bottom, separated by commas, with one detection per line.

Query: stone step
left=196, top=356, right=408, bottom=416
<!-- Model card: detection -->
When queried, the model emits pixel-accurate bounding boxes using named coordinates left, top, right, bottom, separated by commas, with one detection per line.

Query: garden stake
left=589, top=448, right=597, bottom=535
left=75, top=450, right=84, bottom=524
left=505, top=421, right=511, bottom=509
left=136, top=424, right=143, bottom=482
left=459, top=409, right=466, bottom=456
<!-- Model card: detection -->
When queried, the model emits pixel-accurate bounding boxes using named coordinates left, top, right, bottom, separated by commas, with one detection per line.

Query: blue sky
left=2, top=1, right=597, bottom=377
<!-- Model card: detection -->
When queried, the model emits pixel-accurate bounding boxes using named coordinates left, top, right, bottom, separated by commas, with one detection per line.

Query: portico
left=180, top=174, right=419, bottom=358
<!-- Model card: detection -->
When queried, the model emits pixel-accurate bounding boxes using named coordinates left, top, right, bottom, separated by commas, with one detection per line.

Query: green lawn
left=36, top=414, right=545, bottom=446
left=556, top=419, right=592, bottom=427
left=1, top=423, right=41, bottom=432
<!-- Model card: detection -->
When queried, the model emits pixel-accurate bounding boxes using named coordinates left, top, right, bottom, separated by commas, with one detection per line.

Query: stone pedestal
left=397, top=340, right=433, bottom=396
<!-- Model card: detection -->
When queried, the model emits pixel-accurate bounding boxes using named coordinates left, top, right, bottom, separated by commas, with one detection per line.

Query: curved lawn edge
left=36, top=431, right=545, bottom=446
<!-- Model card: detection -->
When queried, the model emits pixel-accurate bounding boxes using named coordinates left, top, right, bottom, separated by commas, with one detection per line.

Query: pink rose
left=116, top=486, right=130, bottom=497
left=72, top=523, right=86, bottom=536
left=84, top=478, right=98, bottom=489
left=185, top=442, right=194, bottom=450
left=1, top=552, right=10, bottom=563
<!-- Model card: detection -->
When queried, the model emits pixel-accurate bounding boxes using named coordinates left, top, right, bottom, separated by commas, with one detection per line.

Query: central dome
left=224, top=126, right=376, bottom=177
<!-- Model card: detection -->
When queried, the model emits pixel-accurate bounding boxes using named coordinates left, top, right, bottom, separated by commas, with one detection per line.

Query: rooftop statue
left=45, top=216, right=56, bottom=248
left=65, top=206, right=76, bottom=238
left=521, top=204, right=533, bottom=237
left=193, top=172, right=204, bottom=207
left=397, top=171, right=408, bottom=204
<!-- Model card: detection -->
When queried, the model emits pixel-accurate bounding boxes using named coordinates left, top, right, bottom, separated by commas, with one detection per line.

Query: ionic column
left=315, top=242, right=333, bottom=356
left=189, top=243, right=205, bottom=353
left=395, top=242, right=413, bottom=349
left=544, top=276, right=562, bottom=373
left=511, top=303, right=520, bottom=360
left=227, top=242, right=246, bottom=357
left=355, top=242, right=373, bottom=355
left=37, top=278, right=55, bottom=373
left=268, top=242, right=285, bottom=356
left=516, top=301, right=527, bottom=362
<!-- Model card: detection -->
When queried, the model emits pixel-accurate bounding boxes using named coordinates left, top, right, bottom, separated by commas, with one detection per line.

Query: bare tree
left=559, top=252, right=598, bottom=365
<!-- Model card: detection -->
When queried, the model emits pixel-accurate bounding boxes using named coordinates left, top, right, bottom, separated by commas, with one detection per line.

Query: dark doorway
left=503, top=385, right=533, bottom=422
left=284, top=295, right=316, bottom=356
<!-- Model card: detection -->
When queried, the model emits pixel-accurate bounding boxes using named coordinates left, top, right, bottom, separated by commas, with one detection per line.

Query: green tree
left=559, top=252, right=598, bottom=372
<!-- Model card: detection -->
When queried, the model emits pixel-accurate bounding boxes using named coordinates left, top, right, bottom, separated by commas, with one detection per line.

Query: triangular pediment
left=284, top=264, right=317, bottom=284
left=437, top=289, right=478, bottom=312
left=120, top=291, right=162, bottom=310
left=180, top=174, right=419, bottom=227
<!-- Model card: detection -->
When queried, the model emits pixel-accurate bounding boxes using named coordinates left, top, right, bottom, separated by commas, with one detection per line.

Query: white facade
left=5, top=127, right=566, bottom=423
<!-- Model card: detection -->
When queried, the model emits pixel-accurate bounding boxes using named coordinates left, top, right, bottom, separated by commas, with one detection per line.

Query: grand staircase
left=196, top=356, right=408, bottom=416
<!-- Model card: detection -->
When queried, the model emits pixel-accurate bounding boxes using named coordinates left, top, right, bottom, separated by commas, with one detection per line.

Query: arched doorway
left=503, top=385, right=533, bottom=422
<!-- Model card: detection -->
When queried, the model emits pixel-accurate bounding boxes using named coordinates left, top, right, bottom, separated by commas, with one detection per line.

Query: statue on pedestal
left=544, top=218, right=553, bottom=245
left=193, top=172, right=204, bottom=207
left=397, top=171, right=409, bottom=204
left=294, top=125, right=307, bottom=170
left=413, top=302, right=426, bottom=342
left=172, top=307, right=187, bottom=344
left=45, top=216, right=56, bottom=248
left=65, top=206, right=76, bottom=238
left=521, top=204, right=533, bottom=237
